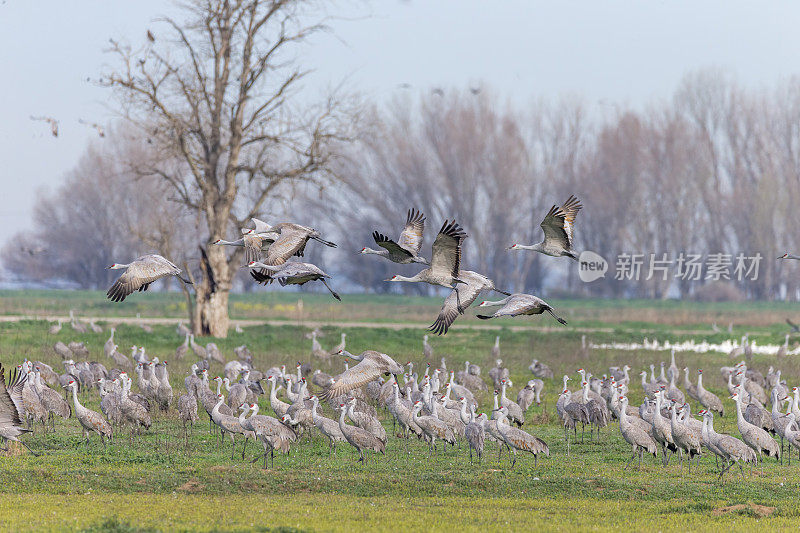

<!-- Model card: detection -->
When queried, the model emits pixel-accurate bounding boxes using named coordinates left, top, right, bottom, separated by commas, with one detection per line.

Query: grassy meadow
left=2, top=291, right=800, bottom=531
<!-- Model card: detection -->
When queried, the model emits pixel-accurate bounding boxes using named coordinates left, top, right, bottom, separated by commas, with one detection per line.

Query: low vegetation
left=2, top=295, right=800, bottom=530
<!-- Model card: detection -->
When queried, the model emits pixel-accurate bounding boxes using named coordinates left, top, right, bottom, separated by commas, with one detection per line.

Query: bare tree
left=104, top=0, right=357, bottom=336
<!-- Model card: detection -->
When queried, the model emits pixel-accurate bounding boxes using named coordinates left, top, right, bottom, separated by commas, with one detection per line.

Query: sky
left=1, top=0, right=799, bottom=243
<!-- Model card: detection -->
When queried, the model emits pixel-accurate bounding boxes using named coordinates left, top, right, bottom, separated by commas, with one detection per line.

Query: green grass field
left=2, top=291, right=800, bottom=531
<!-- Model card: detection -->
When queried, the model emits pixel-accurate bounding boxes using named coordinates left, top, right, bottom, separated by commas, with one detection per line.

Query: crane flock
left=3, top=195, right=800, bottom=483
left=107, top=196, right=585, bottom=334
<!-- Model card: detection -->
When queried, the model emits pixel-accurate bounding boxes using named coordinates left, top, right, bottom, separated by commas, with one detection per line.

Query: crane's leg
left=624, top=450, right=636, bottom=471
left=510, top=450, right=517, bottom=468
left=241, top=436, right=248, bottom=460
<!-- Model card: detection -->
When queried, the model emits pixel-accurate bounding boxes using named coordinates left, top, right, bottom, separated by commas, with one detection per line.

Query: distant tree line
left=6, top=69, right=800, bottom=301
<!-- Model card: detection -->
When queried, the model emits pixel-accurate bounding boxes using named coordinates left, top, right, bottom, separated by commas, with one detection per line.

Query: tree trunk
left=192, top=246, right=232, bottom=337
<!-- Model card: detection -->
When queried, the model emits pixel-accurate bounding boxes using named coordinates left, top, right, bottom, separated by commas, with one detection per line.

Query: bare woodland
left=6, top=3, right=800, bottom=335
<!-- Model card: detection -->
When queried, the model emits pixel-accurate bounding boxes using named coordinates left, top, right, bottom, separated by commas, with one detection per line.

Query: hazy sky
left=1, top=0, right=799, bottom=242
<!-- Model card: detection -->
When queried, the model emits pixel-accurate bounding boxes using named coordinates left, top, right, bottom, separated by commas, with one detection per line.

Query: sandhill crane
left=770, top=388, right=796, bottom=456
left=385, top=220, right=468, bottom=293
left=700, top=409, right=757, bottom=480
left=499, top=379, right=524, bottom=427
left=412, top=400, right=456, bottom=454
left=107, top=345, right=130, bottom=369
left=48, top=320, right=62, bottom=335
left=667, top=349, right=679, bottom=382
left=66, top=381, right=112, bottom=447
left=558, top=389, right=590, bottom=450
left=32, top=368, right=70, bottom=430
left=247, top=261, right=341, bottom=300
left=305, top=396, right=344, bottom=454
left=212, top=232, right=277, bottom=263
left=580, top=381, right=608, bottom=440
left=731, top=392, right=779, bottom=468
left=460, top=399, right=485, bottom=462
left=781, top=413, right=800, bottom=465
left=618, top=396, right=657, bottom=469
left=211, top=394, right=254, bottom=459
left=683, top=367, right=699, bottom=401
left=177, top=389, right=198, bottom=435
left=69, top=311, right=87, bottom=333
left=491, top=336, right=501, bottom=359
left=189, top=335, right=207, bottom=359
left=0, top=365, right=36, bottom=455
left=668, top=403, right=701, bottom=472
left=423, top=335, right=433, bottom=359
left=175, top=334, right=189, bottom=360
left=346, top=397, right=386, bottom=442
left=53, top=341, right=72, bottom=360
left=476, top=293, right=567, bottom=325
left=508, top=195, right=582, bottom=260
left=22, top=369, right=47, bottom=429
left=266, top=375, right=291, bottom=419
left=177, top=322, right=191, bottom=336
left=245, top=221, right=336, bottom=270
left=696, top=370, right=724, bottom=417
left=336, top=403, right=385, bottom=464
left=777, top=334, right=790, bottom=358
left=651, top=391, right=679, bottom=465
left=89, top=321, right=103, bottom=333
left=240, top=403, right=295, bottom=468
left=665, top=373, right=685, bottom=404
left=387, top=381, right=421, bottom=439
left=528, top=360, right=553, bottom=379
left=360, top=208, right=429, bottom=264
left=324, top=350, right=403, bottom=400
left=119, top=374, right=151, bottom=432
left=154, top=362, right=173, bottom=412
left=494, top=406, right=549, bottom=467
left=106, top=255, right=191, bottom=302
left=486, top=360, right=508, bottom=391
left=639, top=371, right=659, bottom=398
left=429, top=270, right=510, bottom=335
left=103, top=328, right=116, bottom=358
left=68, top=341, right=89, bottom=357
left=221, top=378, right=248, bottom=411
left=517, top=379, right=544, bottom=411
left=99, top=378, right=123, bottom=427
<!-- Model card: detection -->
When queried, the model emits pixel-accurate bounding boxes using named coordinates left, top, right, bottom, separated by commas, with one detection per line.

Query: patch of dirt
left=712, top=502, right=776, bottom=518
left=177, top=479, right=204, bottom=493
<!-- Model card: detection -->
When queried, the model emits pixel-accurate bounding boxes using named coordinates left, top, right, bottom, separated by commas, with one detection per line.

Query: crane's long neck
left=482, top=297, right=511, bottom=307
left=734, top=396, right=744, bottom=423
left=212, top=397, right=223, bottom=416
left=70, top=386, right=83, bottom=414
left=238, top=409, right=248, bottom=426
left=338, top=407, right=348, bottom=427
left=493, top=392, right=499, bottom=410
left=392, top=274, right=421, bottom=283
left=362, top=247, right=387, bottom=256
left=698, top=373, right=705, bottom=390
left=512, top=243, right=540, bottom=251
left=269, top=381, right=279, bottom=403
left=217, top=238, right=244, bottom=246
left=251, top=405, right=259, bottom=416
